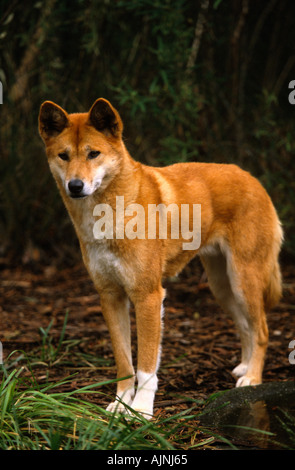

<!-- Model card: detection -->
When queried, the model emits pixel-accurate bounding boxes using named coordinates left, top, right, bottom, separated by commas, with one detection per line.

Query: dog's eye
left=58, top=152, right=69, bottom=161
left=88, top=150, right=101, bottom=160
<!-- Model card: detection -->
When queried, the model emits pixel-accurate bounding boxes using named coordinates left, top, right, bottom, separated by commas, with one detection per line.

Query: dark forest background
left=0, top=0, right=295, bottom=265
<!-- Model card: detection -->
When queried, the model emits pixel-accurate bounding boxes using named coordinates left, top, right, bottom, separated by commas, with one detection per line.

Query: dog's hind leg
left=200, top=243, right=268, bottom=386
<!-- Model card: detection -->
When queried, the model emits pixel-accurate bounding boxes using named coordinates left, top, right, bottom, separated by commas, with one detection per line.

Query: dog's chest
left=72, top=200, right=130, bottom=286
left=85, top=241, right=125, bottom=281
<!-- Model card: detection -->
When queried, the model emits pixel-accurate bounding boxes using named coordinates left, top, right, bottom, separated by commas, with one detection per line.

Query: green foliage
left=0, top=0, right=295, bottom=259
left=0, top=351, right=232, bottom=450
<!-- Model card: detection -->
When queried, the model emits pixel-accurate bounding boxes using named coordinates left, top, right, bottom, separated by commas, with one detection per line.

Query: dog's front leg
left=99, top=290, right=135, bottom=414
left=130, top=287, right=165, bottom=420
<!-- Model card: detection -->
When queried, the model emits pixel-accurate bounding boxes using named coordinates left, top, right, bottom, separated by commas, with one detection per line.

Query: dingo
left=39, top=98, right=283, bottom=419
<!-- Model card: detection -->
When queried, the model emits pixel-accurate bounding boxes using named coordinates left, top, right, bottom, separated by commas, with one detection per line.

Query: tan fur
left=39, top=98, right=283, bottom=419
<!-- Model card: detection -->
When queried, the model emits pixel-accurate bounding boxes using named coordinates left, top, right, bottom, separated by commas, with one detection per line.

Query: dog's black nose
left=68, top=179, right=84, bottom=195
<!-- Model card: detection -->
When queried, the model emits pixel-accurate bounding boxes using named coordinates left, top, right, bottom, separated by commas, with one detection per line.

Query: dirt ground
left=1, top=255, right=294, bottom=415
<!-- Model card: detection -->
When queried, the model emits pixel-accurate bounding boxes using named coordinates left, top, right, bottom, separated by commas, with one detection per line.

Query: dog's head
left=39, top=98, right=124, bottom=198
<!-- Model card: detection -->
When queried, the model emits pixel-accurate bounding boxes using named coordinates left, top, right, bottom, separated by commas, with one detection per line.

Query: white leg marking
left=232, top=362, right=248, bottom=378
left=236, top=375, right=261, bottom=387
left=106, top=386, right=135, bottom=414
left=131, top=371, right=158, bottom=420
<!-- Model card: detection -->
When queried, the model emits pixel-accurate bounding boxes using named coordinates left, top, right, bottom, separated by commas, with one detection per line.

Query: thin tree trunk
left=9, top=0, right=56, bottom=110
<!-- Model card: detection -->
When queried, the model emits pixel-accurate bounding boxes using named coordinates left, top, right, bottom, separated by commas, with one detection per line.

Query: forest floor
left=1, top=256, right=295, bottom=417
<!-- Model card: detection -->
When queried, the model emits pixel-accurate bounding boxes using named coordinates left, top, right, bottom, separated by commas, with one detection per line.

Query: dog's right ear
left=39, top=101, right=68, bottom=141
left=88, top=98, right=123, bottom=138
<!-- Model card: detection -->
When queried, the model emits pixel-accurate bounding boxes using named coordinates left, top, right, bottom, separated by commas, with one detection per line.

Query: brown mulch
left=1, top=256, right=294, bottom=416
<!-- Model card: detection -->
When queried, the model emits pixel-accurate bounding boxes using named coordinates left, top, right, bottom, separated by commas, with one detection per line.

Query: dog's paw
left=106, top=400, right=129, bottom=414
left=106, top=401, right=153, bottom=420
left=232, top=363, right=248, bottom=378
left=106, top=389, right=134, bottom=415
left=130, top=407, right=154, bottom=420
left=235, top=375, right=261, bottom=387
left=130, top=395, right=154, bottom=420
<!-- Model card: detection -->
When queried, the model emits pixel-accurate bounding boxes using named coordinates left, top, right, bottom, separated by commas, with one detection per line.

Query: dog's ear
left=39, top=101, right=68, bottom=141
left=88, top=98, right=123, bottom=138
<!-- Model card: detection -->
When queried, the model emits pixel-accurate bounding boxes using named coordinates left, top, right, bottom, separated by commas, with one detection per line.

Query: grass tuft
left=0, top=355, right=224, bottom=450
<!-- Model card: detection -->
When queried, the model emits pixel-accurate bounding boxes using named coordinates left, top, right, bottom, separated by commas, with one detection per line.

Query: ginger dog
left=39, top=98, right=283, bottom=419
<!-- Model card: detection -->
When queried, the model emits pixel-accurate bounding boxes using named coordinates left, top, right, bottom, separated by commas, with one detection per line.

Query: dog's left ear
left=39, top=101, right=69, bottom=141
left=88, top=98, right=123, bottom=138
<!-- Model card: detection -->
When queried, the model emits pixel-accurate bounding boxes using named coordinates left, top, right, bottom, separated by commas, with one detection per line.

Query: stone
left=200, top=381, right=295, bottom=449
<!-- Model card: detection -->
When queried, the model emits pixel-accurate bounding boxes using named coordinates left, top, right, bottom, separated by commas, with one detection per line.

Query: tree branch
left=186, top=0, right=209, bottom=76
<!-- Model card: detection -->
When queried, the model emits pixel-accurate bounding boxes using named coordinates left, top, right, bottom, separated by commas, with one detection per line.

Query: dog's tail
left=264, top=220, right=283, bottom=311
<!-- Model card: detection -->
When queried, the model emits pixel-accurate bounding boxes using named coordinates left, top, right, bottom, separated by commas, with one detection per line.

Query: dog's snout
left=68, top=179, right=84, bottom=196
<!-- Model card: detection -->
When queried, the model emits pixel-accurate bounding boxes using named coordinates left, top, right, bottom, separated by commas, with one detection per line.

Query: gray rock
left=200, top=381, right=295, bottom=449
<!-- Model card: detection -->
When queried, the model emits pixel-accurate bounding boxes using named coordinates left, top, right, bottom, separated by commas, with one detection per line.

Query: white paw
left=106, top=388, right=134, bottom=415
left=129, top=396, right=154, bottom=420
left=236, top=375, right=261, bottom=387
left=232, top=363, right=248, bottom=378
left=106, top=400, right=129, bottom=414
left=128, top=371, right=157, bottom=420
left=106, top=400, right=153, bottom=420
left=130, top=392, right=154, bottom=419
left=130, top=407, right=153, bottom=420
